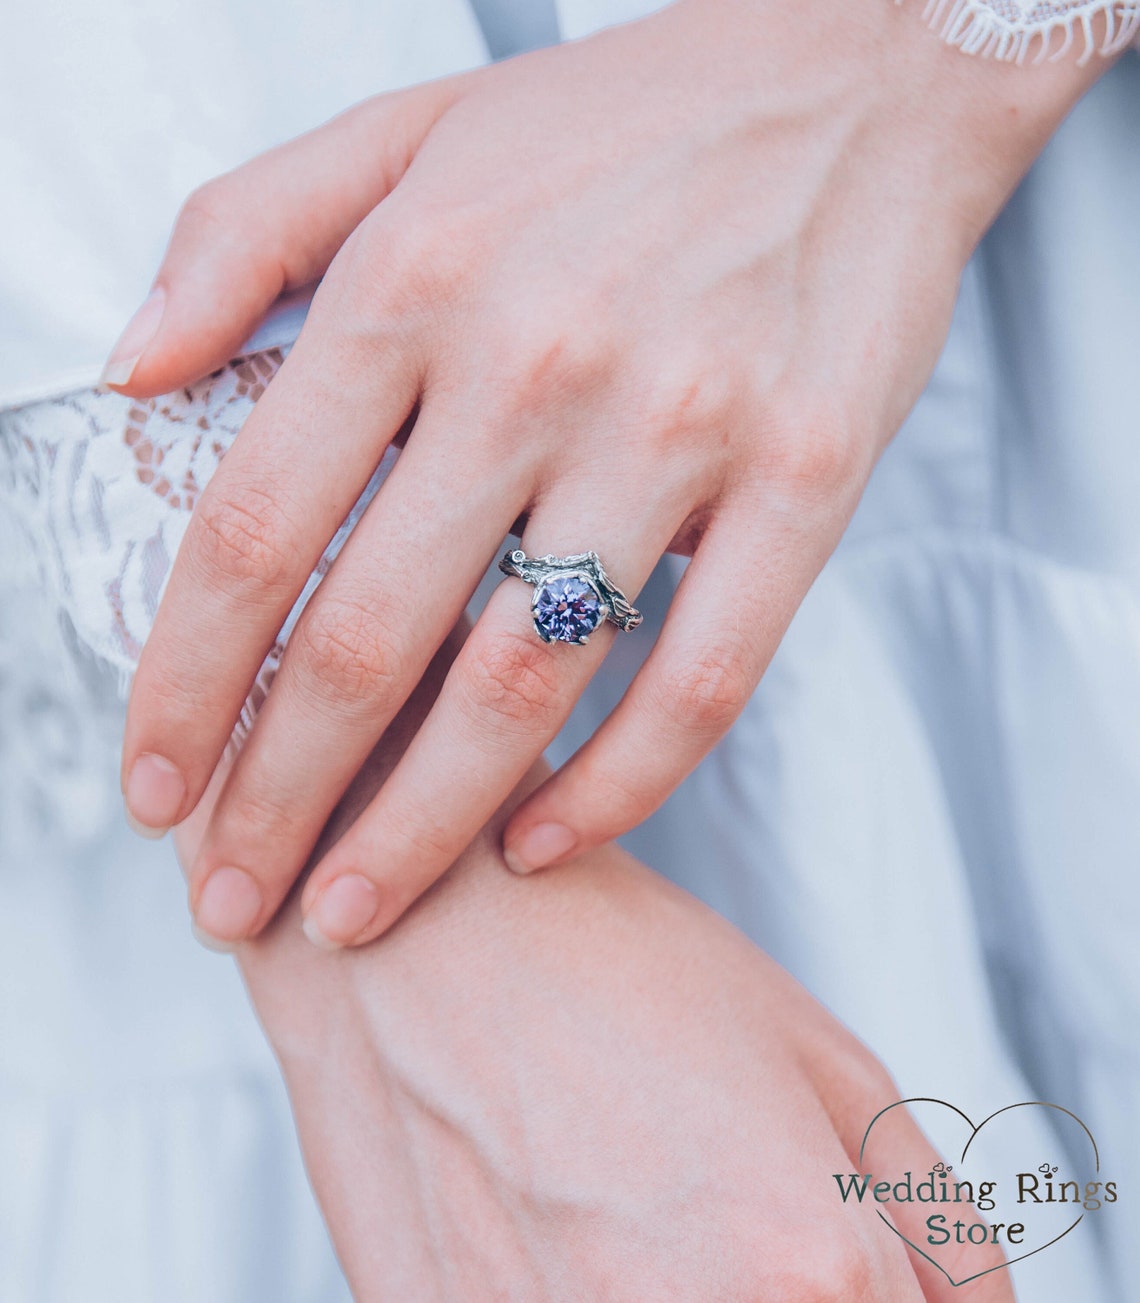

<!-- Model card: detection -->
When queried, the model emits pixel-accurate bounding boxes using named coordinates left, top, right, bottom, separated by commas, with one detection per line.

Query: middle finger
left=185, top=421, right=531, bottom=946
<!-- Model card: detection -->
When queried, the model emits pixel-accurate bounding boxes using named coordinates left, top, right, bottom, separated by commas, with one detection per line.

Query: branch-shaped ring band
left=498, top=549, right=644, bottom=645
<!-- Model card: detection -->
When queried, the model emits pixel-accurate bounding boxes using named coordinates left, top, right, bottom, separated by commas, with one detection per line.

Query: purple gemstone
left=533, top=575, right=602, bottom=643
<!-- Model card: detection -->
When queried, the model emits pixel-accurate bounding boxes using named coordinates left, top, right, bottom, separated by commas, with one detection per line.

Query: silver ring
left=498, top=549, right=643, bottom=645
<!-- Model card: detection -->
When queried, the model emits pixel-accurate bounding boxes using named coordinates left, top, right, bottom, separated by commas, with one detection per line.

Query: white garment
left=3, top=2, right=1139, bottom=1301
left=0, top=0, right=492, bottom=408
left=0, top=9, right=491, bottom=1302
left=913, top=0, right=1140, bottom=61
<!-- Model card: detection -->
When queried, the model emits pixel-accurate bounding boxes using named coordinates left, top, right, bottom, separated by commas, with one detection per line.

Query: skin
left=113, top=0, right=1111, bottom=949
left=173, top=626, right=1016, bottom=1300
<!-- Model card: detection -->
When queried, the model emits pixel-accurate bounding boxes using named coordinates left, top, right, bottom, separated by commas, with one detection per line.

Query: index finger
left=121, top=256, right=422, bottom=835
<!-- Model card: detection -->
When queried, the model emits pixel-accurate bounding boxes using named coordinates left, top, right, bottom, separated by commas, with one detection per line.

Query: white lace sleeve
left=913, top=0, right=1140, bottom=60
left=0, top=349, right=395, bottom=845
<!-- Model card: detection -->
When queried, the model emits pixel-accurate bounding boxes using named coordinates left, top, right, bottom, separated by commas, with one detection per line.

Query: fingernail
left=100, top=287, right=165, bottom=388
left=303, top=874, right=380, bottom=950
left=124, top=753, right=186, bottom=836
left=190, top=921, right=238, bottom=955
left=503, top=822, right=577, bottom=875
left=192, top=866, right=263, bottom=945
left=125, top=808, right=168, bottom=841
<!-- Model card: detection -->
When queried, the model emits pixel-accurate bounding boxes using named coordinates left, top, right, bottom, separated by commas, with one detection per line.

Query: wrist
left=671, top=0, right=1113, bottom=255
left=893, top=2, right=1114, bottom=238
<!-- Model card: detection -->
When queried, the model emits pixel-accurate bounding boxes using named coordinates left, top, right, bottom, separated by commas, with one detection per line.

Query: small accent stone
left=533, top=575, right=602, bottom=643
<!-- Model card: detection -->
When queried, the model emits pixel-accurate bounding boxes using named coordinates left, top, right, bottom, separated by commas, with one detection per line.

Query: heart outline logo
left=858, top=1098, right=1100, bottom=1287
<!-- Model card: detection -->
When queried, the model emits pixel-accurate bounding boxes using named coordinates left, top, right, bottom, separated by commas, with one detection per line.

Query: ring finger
left=296, top=494, right=686, bottom=948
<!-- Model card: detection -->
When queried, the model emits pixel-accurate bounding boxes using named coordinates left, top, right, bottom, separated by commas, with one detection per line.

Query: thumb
left=101, top=71, right=476, bottom=398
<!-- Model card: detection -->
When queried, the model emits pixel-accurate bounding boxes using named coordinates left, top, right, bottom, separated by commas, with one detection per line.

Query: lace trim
left=0, top=348, right=394, bottom=852
left=911, top=0, right=1140, bottom=60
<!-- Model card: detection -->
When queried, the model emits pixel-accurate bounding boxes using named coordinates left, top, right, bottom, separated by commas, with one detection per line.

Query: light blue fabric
left=469, top=0, right=561, bottom=58
left=589, top=53, right=1140, bottom=1301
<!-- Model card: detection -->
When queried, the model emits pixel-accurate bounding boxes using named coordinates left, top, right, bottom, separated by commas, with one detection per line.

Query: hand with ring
left=111, top=0, right=1105, bottom=949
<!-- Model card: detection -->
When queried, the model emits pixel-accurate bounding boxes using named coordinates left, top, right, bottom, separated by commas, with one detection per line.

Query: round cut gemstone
left=533, top=575, right=602, bottom=643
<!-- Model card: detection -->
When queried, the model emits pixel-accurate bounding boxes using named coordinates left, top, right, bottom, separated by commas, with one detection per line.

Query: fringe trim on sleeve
left=907, top=0, right=1140, bottom=62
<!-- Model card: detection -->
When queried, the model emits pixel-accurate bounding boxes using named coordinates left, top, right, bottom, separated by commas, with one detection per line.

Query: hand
left=173, top=627, right=1014, bottom=1301
left=119, top=0, right=1106, bottom=949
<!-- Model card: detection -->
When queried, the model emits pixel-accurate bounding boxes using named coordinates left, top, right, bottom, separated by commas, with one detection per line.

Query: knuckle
left=460, top=310, right=611, bottom=432
left=187, top=482, right=299, bottom=596
left=374, top=801, right=456, bottom=869
left=825, top=1027, right=900, bottom=1107
left=348, top=205, right=482, bottom=317
left=657, top=649, right=753, bottom=735
left=461, top=629, right=563, bottom=729
left=762, top=404, right=865, bottom=503
left=638, top=350, right=737, bottom=449
left=499, top=316, right=613, bottom=414
left=131, top=641, right=231, bottom=741
left=176, top=177, right=235, bottom=238
left=846, top=1051, right=900, bottom=1108
left=451, top=270, right=620, bottom=420
left=573, top=746, right=647, bottom=818
left=215, top=778, right=304, bottom=853
left=785, top=1233, right=876, bottom=1302
left=290, top=595, right=403, bottom=706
